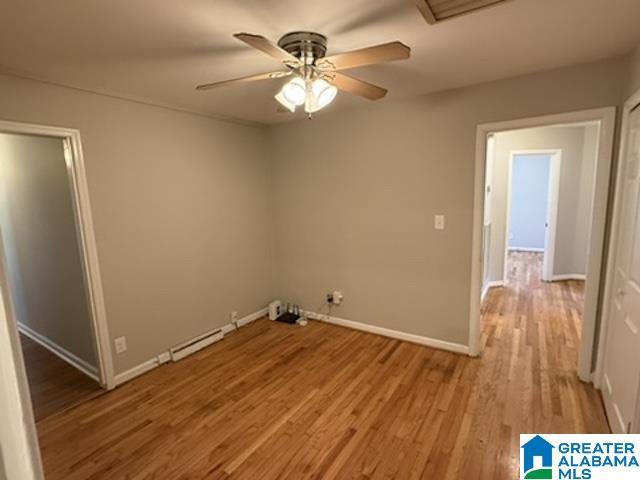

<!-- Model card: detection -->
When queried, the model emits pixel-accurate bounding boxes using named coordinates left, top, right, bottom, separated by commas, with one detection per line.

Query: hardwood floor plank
left=35, top=251, right=609, bottom=479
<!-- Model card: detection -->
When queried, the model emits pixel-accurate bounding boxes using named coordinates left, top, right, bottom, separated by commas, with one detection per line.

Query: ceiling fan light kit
left=196, top=31, right=411, bottom=119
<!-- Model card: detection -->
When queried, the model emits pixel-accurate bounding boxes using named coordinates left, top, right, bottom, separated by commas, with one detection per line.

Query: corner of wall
left=626, top=44, right=640, bottom=99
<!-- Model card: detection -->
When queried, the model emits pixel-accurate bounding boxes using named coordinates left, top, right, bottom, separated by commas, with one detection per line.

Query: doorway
left=504, top=151, right=561, bottom=284
left=0, top=130, right=109, bottom=421
left=470, top=108, right=616, bottom=384
left=0, top=122, right=113, bottom=403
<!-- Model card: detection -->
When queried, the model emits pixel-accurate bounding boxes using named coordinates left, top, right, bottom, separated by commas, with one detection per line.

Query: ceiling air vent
left=414, top=0, right=511, bottom=24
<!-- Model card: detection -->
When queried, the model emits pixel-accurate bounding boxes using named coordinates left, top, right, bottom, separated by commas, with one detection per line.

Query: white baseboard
left=481, top=280, right=504, bottom=301
left=508, top=247, right=545, bottom=253
left=114, top=357, right=158, bottom=386
left=302, top=310, right=469, bottom=356
left=113, top=307, right=268, bottom=387
left=18, top=323, right=99, bottom=381
left=552, top=274, right=586, bottom=281
left=221, top=307, right=269, bottom=334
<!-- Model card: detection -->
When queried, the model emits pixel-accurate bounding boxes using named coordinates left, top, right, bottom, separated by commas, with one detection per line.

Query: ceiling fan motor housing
left=278, top=31, right=328, bottom=62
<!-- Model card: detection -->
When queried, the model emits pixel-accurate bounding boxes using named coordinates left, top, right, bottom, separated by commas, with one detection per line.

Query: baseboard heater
left=169, top=328, right=224, bottom=362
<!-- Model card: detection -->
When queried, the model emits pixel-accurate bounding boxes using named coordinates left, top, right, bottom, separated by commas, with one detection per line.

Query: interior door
left=602, top=104, right=640, bottom=433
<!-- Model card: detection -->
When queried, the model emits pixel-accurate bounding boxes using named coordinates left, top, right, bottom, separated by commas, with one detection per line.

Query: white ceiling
left=1, top=0, right=640, bottom=125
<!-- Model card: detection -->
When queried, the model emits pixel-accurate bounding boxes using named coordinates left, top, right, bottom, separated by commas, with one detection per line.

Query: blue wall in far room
left=509, top=154, right=551, bottom=250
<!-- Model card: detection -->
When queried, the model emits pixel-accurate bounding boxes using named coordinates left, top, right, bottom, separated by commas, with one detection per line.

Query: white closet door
left=602, top=105, right=640, bottom=433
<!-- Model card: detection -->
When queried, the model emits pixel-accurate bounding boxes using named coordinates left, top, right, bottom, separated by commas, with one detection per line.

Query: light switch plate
left=434, top=215, right=445, bottom=230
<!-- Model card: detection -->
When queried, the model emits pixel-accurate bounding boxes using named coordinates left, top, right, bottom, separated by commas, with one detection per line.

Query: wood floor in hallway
left=36, top=252, right=609, bottom=479
left=20, top=333, right=103, bottom=422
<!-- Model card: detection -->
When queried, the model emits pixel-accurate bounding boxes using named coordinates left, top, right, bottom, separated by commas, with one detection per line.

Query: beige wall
left=268, top=58, right=626, bottom=345
left=0, top=133, right=97, bottom=365
left=486, top=125, right=598, bottom=283
left=0, top=73, right=274, bottom=374
left=0, top=55, right=630, bottom=370
left=627, top=45, right=640, bottom=96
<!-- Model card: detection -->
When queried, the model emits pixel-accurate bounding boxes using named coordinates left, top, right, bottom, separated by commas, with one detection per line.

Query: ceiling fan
left=196, top=32, right=410, bottom=116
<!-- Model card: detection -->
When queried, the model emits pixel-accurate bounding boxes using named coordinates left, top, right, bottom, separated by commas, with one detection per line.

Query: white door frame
left=0, top=236, right=44, bottom=479
left=503, top=149, right=561, bottom=283
left=469, top=107, right=616, bottom=385
left=0, top=119, right=114, bottom=390
left=595, top=89, right=640, bottom=407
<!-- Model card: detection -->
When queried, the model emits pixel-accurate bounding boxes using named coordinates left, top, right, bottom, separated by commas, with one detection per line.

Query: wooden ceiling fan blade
left=330, top=73, right=387, bottom=101
left=234, top=33, right=301, bottom=66
left=315, top=42, right=410, bottom=71
left=196, top=71, right=291, bottom=91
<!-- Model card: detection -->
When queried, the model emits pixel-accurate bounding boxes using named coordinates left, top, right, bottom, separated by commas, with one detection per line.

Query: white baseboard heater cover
left=169, top=328, right=224, bottom=362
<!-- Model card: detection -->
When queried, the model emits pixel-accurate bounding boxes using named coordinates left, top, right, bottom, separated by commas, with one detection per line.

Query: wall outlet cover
left=114, top=336, right=127, bottom=354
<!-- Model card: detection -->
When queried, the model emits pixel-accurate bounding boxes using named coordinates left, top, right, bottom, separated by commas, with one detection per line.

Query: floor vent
left=169, top=329, right=224, bottom=362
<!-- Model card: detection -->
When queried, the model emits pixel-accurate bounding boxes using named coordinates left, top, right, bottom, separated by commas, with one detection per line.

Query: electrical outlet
left=114, top=336, right=127, bottom=354
left=327, top=291, right=344, bottom=305
left=332, top=291, right=344, bottom=305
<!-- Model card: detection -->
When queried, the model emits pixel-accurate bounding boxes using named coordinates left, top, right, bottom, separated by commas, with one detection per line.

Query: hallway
left=481, top=251, right=606, bottom=432
left=21, top=334, right=102, bottom=422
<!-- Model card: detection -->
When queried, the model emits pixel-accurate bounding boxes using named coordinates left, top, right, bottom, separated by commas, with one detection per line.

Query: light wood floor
left=20, top=334, right=103, bottom=422
left=36, top=252, right=609, bottom=479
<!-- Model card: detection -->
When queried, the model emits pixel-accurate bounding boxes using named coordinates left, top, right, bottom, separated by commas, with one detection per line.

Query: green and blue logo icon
left=521, top=435, right=554, bottom=479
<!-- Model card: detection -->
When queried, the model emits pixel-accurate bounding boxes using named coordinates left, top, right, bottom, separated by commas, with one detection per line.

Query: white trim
left=114, top=307, right=269, bottom=387
left=238, top=307, right=268, bottom=328
left=303, top=310, right=470, bottom=356
left=551, top=274, right=587, bottom=282
left=544, top=152, right=562, bottom=282
left=470, top=107, right=616, bottom=372
left=17, top=323, right=99, bottom=381
left=595, top=90, right=640, bottom=391
left=503, top=149, right=561, bottom=284
left=114, top=358, right=158, bottom=387
left=508, top=247, right=545, bottom=253
left=0, top=120, right=115, bottom=390
left=482, top=280, right=504, bottom=302
left=0, top=232, right=44, bottom=480
left=220, top=308, right=269, bottom=334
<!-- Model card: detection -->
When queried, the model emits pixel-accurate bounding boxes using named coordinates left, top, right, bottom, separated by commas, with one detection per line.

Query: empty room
left=2, top=1, right=640, bottom=479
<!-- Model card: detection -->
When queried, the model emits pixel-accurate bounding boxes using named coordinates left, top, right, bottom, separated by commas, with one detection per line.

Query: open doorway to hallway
left=481, top=122, right=600, bottom=358
left=471, top=108, right=615, bottom=387
left=0, top=131, right=105, bottom=421
left=483, top=123, right=598, bottom=293
left=504, top=151, right=559, bottom=284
